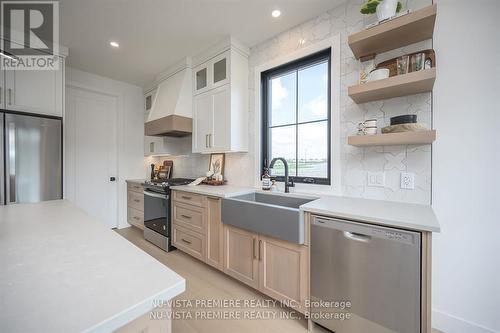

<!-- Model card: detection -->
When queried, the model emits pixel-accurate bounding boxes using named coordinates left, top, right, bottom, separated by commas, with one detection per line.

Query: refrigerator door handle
left=6, top=122, right=16, bottom=203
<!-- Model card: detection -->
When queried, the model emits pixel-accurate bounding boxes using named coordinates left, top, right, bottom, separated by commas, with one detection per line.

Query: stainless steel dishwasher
left=311, top=216, right=421, bottom=333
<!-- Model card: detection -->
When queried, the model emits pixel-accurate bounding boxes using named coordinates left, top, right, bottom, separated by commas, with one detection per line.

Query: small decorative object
left=397, top=55, right=410, bottom=75
left=359, top=60, right=375, bottom=84
left=382, top=123, right=428, bottom=133
left=390, top=114, right=417, bottom=125
left=359, top=70, right=368, bottom=84
left=375, top=49, right=435, bottom=77
left=150, top=164, right=156, bottom=181
left=424, top=57, right=432, bottom=70
left=208, top=153, right=225, bottom=178
left=368, top=68, right=390, bottom=82
left=262, top=168, right=271, bottom=190
left=413, top=53, right=425, bottom=71
left=357, top=119, right=378, bottom=135
left=270, top=180, right=277, bottom=192
left=206, top=170, right=214, bottom=180
left=360, top=0, right=402, bottom=22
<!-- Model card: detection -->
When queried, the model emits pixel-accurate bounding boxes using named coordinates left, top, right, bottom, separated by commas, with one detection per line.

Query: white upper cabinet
left=192, top=38, right=249, bottom=154
left=4, top=57, right=64, bottom=117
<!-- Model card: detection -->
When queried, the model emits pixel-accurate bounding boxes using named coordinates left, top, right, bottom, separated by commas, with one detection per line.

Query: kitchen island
left=0, top=200, right=185, bottom=333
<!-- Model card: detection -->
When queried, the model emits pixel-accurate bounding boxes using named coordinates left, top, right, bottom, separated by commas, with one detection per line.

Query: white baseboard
left=433, top=309, right=499, bottom=333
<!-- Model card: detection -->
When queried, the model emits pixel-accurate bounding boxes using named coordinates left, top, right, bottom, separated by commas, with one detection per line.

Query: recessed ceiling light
left=271, top=10, right=281, bottom=18
left=109, top=41, right=119, bottom=48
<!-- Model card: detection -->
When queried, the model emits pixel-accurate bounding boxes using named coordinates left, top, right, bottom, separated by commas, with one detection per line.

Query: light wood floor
left=115, top=227, right=443, bottom=333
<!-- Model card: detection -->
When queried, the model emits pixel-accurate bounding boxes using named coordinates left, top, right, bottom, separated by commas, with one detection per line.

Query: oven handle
left=143, top=190, right=168, bottom=200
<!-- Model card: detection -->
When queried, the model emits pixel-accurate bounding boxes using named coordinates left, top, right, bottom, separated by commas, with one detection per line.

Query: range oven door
left=143, top=189, right=169, bottom=237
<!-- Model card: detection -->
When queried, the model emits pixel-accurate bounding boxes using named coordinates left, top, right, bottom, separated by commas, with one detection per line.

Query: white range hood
left=145, top=58, right=192, bottom=137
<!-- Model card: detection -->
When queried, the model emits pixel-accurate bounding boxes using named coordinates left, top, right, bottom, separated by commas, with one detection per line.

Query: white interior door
left=65, top=86, right=118, bottom=228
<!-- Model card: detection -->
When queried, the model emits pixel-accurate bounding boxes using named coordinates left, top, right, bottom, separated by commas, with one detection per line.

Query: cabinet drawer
left=127, top=207, right=144, bottom=230
left=128, top=191, right=144, bottom=211
left=172, top=225, right=205, bottom=260
left=127, top=182, right=143, bottom=193
left=173, top=191, right=204, bottom=207
left=173, top=202, right=205, bottom=234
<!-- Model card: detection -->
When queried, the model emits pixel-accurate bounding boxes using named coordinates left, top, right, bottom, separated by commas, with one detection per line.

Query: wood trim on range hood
left=145, top=115, right=192, bottom=137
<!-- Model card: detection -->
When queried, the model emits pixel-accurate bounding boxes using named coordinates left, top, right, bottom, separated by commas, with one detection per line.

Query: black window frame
left=261, top=48, right=332, bottom=185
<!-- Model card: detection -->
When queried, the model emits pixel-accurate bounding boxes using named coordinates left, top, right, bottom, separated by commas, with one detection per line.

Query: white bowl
left=368, top=68, right=390, bottom=82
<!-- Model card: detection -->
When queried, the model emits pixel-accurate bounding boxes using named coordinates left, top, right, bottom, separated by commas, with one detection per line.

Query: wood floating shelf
left=348, top=4, right=437, bottom=60
left=348, top=68, right=436, bottom=103
left=348, top=130, right=436, bottom=147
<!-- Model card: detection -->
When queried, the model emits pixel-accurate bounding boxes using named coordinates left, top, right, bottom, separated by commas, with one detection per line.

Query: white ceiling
left=60, top=0, right=342, bottom=87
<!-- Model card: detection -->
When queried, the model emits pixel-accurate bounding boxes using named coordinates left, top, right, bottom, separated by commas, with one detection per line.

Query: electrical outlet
left=400, top=172, right=415, bottom=190
left=367, top=172, right=385, bottom=187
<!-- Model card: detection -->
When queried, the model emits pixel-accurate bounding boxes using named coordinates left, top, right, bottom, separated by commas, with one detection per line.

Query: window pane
left=298, top=61, right=328, bottom=123
left=269, top=125, right=296, bottom=177
left=269, top=72, right=296, bottom=127
left=298, top=121, right=328, bottom=178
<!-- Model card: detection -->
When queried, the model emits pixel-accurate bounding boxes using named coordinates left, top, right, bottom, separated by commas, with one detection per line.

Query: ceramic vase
left=376, top=0, right=398, bottom=22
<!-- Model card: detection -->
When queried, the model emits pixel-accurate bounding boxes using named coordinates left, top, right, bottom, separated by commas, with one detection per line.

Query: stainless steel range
left=142, top=178, right=193, bottom=251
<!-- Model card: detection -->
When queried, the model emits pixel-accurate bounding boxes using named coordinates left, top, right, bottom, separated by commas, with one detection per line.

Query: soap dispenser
left=262, top=168, right=271, bottom=190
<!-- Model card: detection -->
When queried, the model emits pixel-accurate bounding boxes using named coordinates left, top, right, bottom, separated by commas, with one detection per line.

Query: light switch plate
left=367, top=172, right=385, bottom=187
left=400, top=172, right=415, bottom=189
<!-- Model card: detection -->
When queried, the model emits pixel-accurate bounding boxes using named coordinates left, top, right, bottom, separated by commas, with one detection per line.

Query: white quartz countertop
left=0, top=200, right=185, bottom=333
left=300, top=195, right=440, bottom=232
left=170, top=184, right=439, bottom=232
left=171, top=184, right=255, bottom=198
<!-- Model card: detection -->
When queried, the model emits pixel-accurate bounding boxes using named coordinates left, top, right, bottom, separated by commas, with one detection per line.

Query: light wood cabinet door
left=258, top=235, right=308, bottom=311
left=206, top=197, right=223, bottom=270
left=172, top=224, right=205, bottom=261
left=172, top=201, right=205, bottom=234
left=4, top=57, right=63, bottom=117
left=223, top=225, right=259, bottom=289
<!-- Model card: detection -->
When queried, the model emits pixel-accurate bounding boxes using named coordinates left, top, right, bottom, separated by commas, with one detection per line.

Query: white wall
left=65, top=67, right=144, bottom=229
left=432, top=1, right=500, bottom=332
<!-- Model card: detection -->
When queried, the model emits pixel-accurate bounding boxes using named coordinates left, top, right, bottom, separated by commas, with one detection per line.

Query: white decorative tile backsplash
left=148, top=0, right=433, bottom=205
left=224, top=0, right=433, bottom=205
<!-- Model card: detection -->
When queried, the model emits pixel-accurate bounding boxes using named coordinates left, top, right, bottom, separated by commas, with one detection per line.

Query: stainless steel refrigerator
left=0, top=112, right=62, bottom=205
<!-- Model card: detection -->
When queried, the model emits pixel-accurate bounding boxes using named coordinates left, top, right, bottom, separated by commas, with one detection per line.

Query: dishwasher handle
left=343, top=231, right=371, bottom=243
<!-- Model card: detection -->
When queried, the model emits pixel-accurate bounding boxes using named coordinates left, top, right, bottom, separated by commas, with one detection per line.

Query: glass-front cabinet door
left=211, top=51, right=229, bottom=88
left=194, top=66, right=208, bottom=94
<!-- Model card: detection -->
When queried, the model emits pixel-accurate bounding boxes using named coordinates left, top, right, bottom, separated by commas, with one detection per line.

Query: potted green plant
left=361, top=0, right=402, bottom=22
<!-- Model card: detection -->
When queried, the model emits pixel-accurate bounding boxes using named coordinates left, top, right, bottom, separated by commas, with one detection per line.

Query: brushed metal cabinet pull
left=181, top=238, right=192, bottom=244
left=8, top=88, right=12, bottom=105
left=181, top=196, right=191, bottom=200
left=0, top=87, right=2, bottom=105
left=209, top=134, right=212, bottom=147
left=253, top=238, right=257, bottom=259
left=134, top=199, right=140, bottom=202
left=205, top=134, right=208, bottom=148
left=258, top=240, right=262, bottom=261
left=133, top=216, right=140, bottom=220
left=181, top=214, right=192, bottom=219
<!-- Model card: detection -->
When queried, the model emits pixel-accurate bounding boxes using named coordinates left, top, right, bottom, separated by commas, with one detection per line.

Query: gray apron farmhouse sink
left=221, top=192, right=318, bottom=244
